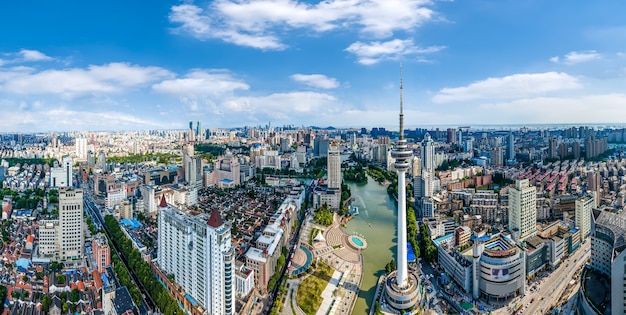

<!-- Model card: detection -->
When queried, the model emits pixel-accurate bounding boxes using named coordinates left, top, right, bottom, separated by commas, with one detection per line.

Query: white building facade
left=509, top=179, right=537, bottom=242
left=157, top=205, right=235, bottom=314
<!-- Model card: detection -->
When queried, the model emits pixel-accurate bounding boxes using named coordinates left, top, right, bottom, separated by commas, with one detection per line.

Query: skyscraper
left=575, top=195, right=594, bottom=242
left=447, top=128, right=457, bottom=144
left=509, top=179, right=537, bottom=241
left=384, top=65, right=420, bottom=311
left=327, top=143, right=341, bottom=189
left=75, top=136, right=88, bottom=160
left=508, top=131, right=515, bottom=161
left=421, top=133, right=435, bottom=173
left=59, top=188, right=84, bottom=262
left=158, top=199, right=235, bottom=314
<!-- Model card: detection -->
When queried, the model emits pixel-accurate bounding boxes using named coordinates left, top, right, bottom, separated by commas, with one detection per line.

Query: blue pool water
left=352, top=236, right=364, bottom=246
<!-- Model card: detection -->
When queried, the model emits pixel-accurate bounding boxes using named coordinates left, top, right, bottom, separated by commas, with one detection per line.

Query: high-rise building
left=92, top=233, right=111, bottom=273
left=509, top=179, right=537, bottom=242
left=327, top=143, right=341, bottom=189
left=548, top=137, right=558, bottom=159
left=50, top=156, right=73, bottom=188
left=575, top=195, right=594, bottom=242
left=421, top=133, right=435, bottom=173
left=75, top=136, right=88, bottom=160
left=490, top=147, right=503, bottom=166
left=447, top=128, right=457, bottom=144
left=97, top=151, right=107, bottom=170
left=384, top=65, right=420, bottom=311
left=507, top=132, right=515, bottom=161
left=158, top=200, right=235, bottom=314
left=590, top=210, right=626, bottom=314
left=196, top=121, right=202, bottom=141
left=59, top=188, right=84, bottom=262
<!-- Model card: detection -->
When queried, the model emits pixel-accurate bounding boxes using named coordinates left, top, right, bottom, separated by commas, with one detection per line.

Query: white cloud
left=474, top=94, right=626, bottom=124
left=19, top=49, right=53, bottom=62
left=153, top=70, right=250, bottom=96
left=290, top=74, right=339, bottom=89
left=0, top=101, right=165, bottom=131
left=345, top=38, right=444, bottom=65
left=169, top=0, right=436, bottom=50
left=0, top=62, right=173, bottom=97
left=0, top=49, right=54, bottom=66
left=432, top=72, right=581, bottom=103
left=222, top=91, right=337, bottom=120
left=551, top=50, right=602, bottom=65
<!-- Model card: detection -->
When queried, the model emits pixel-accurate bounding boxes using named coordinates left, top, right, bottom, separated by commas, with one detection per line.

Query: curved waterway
left=344, top=176, right=398, bottom=314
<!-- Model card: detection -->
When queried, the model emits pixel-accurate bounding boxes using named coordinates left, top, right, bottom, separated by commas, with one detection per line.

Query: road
left=83, top=190, right=156, bottom=312
left=264, top=201, right=309, bottom=314
left=495, top=240, right=590, bottom=315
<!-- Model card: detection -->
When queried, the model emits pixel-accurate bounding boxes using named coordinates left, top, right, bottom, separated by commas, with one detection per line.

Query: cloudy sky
left=1, top=0, right=626, bottom=132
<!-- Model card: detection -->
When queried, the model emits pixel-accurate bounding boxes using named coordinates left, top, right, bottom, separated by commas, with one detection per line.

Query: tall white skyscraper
left=75, top=136, right=88, bottom=160
left=575, top=195, right=594, bottom=242
left=158, top=200, right=235, bottom=314
left=421, top=133, right=435, bottom=173
left=59, top=188, right=84, bottom=261
left=384, top=65, right=420, bottom=311
left=509, top=179, right=537, bottom=242
left=327, top=143, right=341, bottom=190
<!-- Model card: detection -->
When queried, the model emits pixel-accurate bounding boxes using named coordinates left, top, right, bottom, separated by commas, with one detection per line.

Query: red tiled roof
left=159, top=195, right=167, bottom=208
left=92, top=270, right=103, bottom=289
left=207, top=209, right=224, bottom=228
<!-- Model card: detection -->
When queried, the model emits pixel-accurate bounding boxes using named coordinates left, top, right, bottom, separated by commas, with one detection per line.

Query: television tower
left=384, top=64, right=420, bottom=310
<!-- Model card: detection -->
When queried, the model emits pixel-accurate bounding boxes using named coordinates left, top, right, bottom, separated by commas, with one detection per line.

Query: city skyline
left=1, top=1, right=626, bottom=132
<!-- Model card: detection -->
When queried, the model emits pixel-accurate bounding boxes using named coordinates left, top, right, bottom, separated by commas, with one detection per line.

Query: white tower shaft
left=397, top=170, right=408, bottom=287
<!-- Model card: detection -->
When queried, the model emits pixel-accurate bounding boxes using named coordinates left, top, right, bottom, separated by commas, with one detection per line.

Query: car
left=530, top=298, right=534, bottom=303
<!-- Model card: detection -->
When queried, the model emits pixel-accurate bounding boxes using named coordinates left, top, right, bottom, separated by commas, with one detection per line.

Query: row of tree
left=343, top=163, right=367, bottom=183
left=107, top=152, right=179, bottom=164
left=1, top=158, right=57, bottom=167
left=367, top=165, right=396, bottom=182
left=0, top=285, right=6, bottom=313
left=104, top=215, right=183, bottom=314
left=419, top=223, right=438, bottom=263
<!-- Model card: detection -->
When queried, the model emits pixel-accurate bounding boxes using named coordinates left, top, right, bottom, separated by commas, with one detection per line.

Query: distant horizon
left=5, top=122, right=626, bottom=135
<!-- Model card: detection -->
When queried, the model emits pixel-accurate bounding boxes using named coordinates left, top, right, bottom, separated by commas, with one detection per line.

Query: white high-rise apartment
left=75, top=137, right=88, bottom=160
left=421, top=133, right=435, bottom=173
left=327, top=143, right=341, bottom=189
left=509, top=179, right=537, bottom=242
left=575, top=195, right=594, bottom=242
left=59, top=188, right=84, bottom=261
left=50, top=156, right=73, bottom=188
left=158, top=203, right=234, bottom=314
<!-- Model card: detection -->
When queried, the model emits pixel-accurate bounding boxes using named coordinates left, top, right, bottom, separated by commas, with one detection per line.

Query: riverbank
left=343, top=177, right=398, bottom=314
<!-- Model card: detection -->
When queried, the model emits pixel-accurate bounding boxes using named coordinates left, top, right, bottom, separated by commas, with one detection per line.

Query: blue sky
left=1, top=0, right=625, bottom=132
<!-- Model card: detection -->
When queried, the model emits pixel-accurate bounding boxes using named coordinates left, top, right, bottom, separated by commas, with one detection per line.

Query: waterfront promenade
left=285, top=213, right=364, bottom=315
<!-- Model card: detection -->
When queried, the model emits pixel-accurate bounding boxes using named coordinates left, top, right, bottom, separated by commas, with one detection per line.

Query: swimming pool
left=352, top=236, right=364, bottom=246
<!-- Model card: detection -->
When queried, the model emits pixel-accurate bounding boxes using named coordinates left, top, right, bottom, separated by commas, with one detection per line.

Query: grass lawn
left=296, top=261, right=334, bottom=315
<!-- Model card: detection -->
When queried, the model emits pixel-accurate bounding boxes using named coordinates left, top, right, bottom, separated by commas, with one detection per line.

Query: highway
left=494, top=240, right=590, bottom=315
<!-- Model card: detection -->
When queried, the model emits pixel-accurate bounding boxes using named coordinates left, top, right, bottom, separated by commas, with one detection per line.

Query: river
left=344, top=176, right=398, bottom=314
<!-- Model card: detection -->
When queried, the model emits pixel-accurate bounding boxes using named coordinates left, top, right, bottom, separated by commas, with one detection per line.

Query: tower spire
left=399, top=63, right=404, bottom=140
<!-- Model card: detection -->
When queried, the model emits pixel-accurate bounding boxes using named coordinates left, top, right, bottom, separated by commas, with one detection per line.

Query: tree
left=0, top=285, right=7, bottom=313
left=69, top=288, right=79, bottom=303
left=41, top=295, right=51, bottom=312
left=56, top=274, right=66, bottom=285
